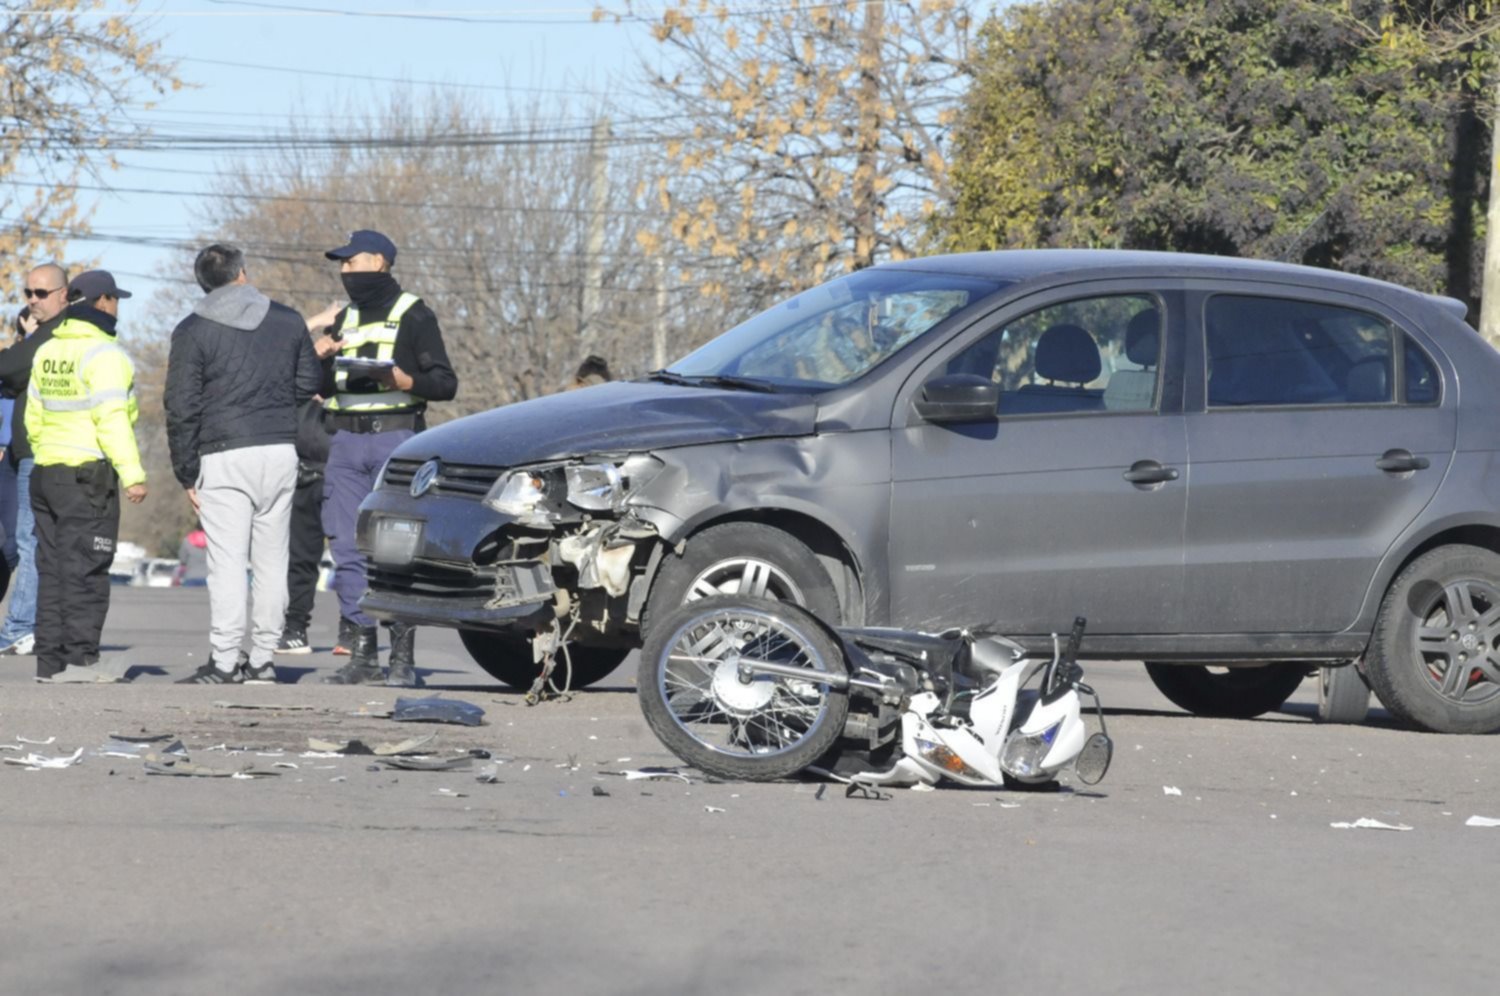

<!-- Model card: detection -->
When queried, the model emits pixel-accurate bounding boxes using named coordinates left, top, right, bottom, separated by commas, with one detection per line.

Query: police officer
left=315, top=231, right=456, bottom=686
left=28, top=270, right=146, bottom=683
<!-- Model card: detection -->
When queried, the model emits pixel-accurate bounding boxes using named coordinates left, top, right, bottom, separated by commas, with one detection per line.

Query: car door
left=887, top=285, right=1188, bottom=636
left=1180, top=285, right=1456, bottom=634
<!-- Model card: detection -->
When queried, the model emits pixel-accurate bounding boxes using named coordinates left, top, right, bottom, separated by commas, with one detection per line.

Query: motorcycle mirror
left=1074, top=732, right=1113, bottom=786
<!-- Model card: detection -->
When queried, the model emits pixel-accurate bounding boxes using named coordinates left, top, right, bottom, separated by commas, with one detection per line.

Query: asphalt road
left=1, top=588, right=1495, bottom=995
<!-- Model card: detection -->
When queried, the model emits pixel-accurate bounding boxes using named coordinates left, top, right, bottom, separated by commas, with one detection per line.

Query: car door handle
left=1376, top=449, right=1430, bottom=473
left=1123, top=460, right=1180, bottom=486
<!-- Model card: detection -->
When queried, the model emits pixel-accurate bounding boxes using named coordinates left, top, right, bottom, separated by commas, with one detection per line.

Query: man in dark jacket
left=315, top=229, right=457, bottom=686
left=0, top=263, right=71, bottom=657
left=165, top=244, right=321, bottom=684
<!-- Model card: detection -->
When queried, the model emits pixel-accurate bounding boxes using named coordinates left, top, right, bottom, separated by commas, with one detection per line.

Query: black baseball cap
left=68, top=270, right=133, bottom=302
left=325, top=229, right=397, bottom=264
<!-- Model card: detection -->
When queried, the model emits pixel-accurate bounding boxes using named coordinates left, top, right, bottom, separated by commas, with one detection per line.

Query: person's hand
left=372, top=364, right=415, bottom=392
left=18, top=310, right=37, bottom=337
left=125, top=483, right=147, bottom=504
left=306, top=300, right=343, bottom=334
left=314, top=334, right=342, bottom=359
left=185, top=487, right=199, bottom=512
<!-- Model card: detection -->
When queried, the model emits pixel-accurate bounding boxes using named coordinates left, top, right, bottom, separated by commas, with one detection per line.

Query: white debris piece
left=1162, top=786, right=1182, bottom=796
left=703, top=805, right=726, bottom=813
left=4, top=747, right=84, bottom=770
left=1330, top=818, right=1413, bottom=831
left=909, top=783, right=936, bottom=793
left=16, top=736, right=55, bottom=746
left=618, top=768, right=691, bottom=783
left=1465, top=815, right=1500, bottom=828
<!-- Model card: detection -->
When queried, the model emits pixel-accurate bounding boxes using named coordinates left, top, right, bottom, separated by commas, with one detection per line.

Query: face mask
left=341, top=271, right=398, bottom=308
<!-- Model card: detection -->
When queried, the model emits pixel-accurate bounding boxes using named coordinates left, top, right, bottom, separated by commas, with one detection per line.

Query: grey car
left=356, top=250, right=1500, bottom=734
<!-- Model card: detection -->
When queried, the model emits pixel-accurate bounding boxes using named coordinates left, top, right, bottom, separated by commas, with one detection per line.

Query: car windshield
left=667, top=269, right=1006, bottom=389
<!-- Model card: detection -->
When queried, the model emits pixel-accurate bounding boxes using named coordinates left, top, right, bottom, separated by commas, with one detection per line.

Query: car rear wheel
left=458, top=630, right=629, bottom=692
left=1144, top=662, right=1308, bottom=719
left=643, top=522, right=842, bottom=632
left=1316, top=664, right=1371, bottom=725
left=1365, top=544, right=1500, bottom=734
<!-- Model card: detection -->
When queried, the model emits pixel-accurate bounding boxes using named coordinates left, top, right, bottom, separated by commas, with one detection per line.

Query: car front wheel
left=458, top=630, right=629, bottom=692
left=1365, top=544, right=1500, bottom=734
left=1144, top=662, right=1308, bottom=719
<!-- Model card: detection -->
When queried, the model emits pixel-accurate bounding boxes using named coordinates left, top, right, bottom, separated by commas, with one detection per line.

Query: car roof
left=880, top=249, right=1467, bottom=320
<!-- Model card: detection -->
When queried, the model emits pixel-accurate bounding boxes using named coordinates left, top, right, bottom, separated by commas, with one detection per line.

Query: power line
left=0, top=178, right=656, bottom=217
left=174, top=56, right=616, bottom=96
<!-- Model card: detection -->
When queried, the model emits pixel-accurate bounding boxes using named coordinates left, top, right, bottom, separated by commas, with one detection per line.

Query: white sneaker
left=1, top=633, right=35, bottom=656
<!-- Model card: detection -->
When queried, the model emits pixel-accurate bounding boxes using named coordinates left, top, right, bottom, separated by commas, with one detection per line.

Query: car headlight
left=999, top=721, right=1062, bottom=780
left=483, top=469, right=553, bottom=526
left=565, top=463, right=624, bottom=511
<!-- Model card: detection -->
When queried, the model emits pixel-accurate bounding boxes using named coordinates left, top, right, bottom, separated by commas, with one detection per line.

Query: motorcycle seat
left=839, top=627, right=967, bottom=684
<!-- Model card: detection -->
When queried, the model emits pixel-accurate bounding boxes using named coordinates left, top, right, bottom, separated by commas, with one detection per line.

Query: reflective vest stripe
left=325, top=293, right=421, bottom=413
left=49, top=440, right=106, bottom=460
left=28, top=385, right=134, bottom=411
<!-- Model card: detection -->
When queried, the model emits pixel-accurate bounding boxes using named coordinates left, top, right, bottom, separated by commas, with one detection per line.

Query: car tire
left=1365, top=544, right=1500, bottom=734
left=1144, top=662, right=1308, bottom=719
left=644, top=522, right=842, bottom=632
left=458, top=629, right=628, bottom=692
left=1316, top=664, right=1371, bottom=725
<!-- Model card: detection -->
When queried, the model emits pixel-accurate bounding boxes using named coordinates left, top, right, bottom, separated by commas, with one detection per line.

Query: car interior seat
left=1103, top=308, right=1161, bottom=411
left=1344, top=355, right=1391, bottom=404
left=1010, top=322, right=1104, bottom=414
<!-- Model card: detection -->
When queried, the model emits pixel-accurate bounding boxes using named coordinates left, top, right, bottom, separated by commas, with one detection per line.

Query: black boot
left=385, top=622, right=422, bottom=688
left=332, top=617, right=356, bottom=656
left=322, top=627, right=383, bottom=684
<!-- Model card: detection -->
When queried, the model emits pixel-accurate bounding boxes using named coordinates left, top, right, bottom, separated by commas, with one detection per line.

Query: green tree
left=943, top=0, right=1489, bottom=308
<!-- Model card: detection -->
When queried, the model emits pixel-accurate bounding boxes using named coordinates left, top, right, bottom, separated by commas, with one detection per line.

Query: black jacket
left=165, top=284, right=322, bottom=488
left=0, top=312, right=66, bottom=463
left=319, top=282, right=458, bottom=409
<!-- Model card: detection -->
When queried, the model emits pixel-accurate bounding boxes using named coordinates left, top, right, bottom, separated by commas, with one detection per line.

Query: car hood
left=395, top=380, right=819, bottom=467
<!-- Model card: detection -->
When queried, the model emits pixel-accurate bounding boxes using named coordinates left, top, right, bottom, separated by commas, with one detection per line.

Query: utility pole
left=1483, top=76, right=1500, bottom=345
left=653, top=256, right=668, bottom=370
left=579, top=116, right=610, bottom=353
left=852, top=0, right=884, bottom=271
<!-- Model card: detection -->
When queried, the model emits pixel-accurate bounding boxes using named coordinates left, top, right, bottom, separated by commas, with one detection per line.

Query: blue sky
left=51, top=1, right=657, bottom=300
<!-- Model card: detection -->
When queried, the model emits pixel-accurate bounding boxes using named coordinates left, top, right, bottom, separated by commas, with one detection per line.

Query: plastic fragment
left=16, top=736, right=56, bottom=746
left=378, top=755, right=473, bottom=772
left=1162, top=786, right=1182, bottom=796
left=4, top=747, right=84, bottom=770
left=107, top=732, right=174, bottom=743
left=908, top=783, right=936, bottom=793
left=592, top=785, right=609, bottom=797
left=703, top=805, right=726, bottom=813
left=1330, top=818, right=1413, bottom=831
left=1465, top=815, right=1500, bottom=828
left=474, top=764, right=502, bottom=784
left=814, top=784, right=826, bottom=801
left=391, top=696, right=485, bottom=726
left=612, top=767, right=690, bottom=783
left=435, top=787, right=466, bottom=797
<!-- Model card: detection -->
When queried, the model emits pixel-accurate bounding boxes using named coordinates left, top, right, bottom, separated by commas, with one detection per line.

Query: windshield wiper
left=646, top=370, right=780, bottom=393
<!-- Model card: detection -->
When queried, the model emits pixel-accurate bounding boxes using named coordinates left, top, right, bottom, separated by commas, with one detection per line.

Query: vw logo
left=410, top=460, right=440, bottom=498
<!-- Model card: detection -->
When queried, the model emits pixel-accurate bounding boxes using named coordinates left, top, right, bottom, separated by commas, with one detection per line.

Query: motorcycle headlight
left=565, top=463, right=624, bottom=511
left=999, top=721, right=1062, bottom=780
left=483, top=469, right=553, bottom=525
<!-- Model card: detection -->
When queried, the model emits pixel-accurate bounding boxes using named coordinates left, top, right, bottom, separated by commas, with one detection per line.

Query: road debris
left=1330, top=818, right=1413, bottom=831
left=5, top=747, right=84, bottom=770
left=16, top=735, right=56, bottom=745
left=391, top=696, right=485, bottom=726
left=213, top=701, right=318, bottom=712
left=592, top=785, right=610, bottom=797
left=378, top=755, right=473, bottom=772
left=107, top=732, right=175, bottom=743
left=610, top=767, right=690, bottom=783
left=846, top=783, right=892, bottom=801
left=703, top=805, right=725, bottom=813
left=306, top=734, right=438, bottom=756
left=1162, top=786, right=1182, bottom=796
left=435, top=787, right=467, bottom=798
left=474, top=764, right=502, bottom=784
left=1465, top=815, right=1500, bottom=828
left=144, top=760, right=280, bottom=778
left=814, top=784, right=826, bottom=801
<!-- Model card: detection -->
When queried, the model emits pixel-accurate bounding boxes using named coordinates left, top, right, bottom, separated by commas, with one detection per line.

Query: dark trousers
left=285, top=462, right=325, bottom=629
left=32, top=461, right=119, bottom=677
left=0, top=455, right=18, bottom=569
left=322, top=428, right=413, bottom=627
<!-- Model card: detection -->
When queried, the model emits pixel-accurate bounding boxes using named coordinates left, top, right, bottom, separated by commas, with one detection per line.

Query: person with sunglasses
left=0, top=263, right=71, bottom=659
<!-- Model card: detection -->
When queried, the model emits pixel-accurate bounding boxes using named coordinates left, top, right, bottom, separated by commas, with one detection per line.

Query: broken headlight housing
left=482, top=454, right=663, bottom=525
left=999, top=721, right=1062, bottom=780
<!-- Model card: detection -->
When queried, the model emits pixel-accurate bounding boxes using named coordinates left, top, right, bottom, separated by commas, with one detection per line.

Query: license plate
left=372, top=517, right=423, bottom=566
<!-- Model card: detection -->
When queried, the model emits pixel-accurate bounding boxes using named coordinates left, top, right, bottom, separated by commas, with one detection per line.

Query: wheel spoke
left=1442, top=582, right=1477, bottom=626
left=689, top=578, right=724, bottom=600
left=1439, top=658, right=1471, bottom=698
left=1476, top=653, right=1500, bottom=687
left=739, top=560, right=773, bottom=598
left=1416, top=624, right=1452, bottom=649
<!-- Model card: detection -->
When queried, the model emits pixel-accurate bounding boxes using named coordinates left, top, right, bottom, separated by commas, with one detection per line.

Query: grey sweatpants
left=197, top=444, right=298, bottom=669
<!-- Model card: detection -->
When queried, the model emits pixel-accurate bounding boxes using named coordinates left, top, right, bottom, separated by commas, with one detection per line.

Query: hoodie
left=164, top=283, right=322, bottom=488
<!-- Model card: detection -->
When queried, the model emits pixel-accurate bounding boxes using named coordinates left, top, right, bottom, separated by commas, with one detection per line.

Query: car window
left=1404, top=334, right=1440, bottom=405
left=1205, top=295, right=1395, bottom=407
left=945, top=293, right=1163, bottom=415
left=669, top=269, right=1005, bottom=389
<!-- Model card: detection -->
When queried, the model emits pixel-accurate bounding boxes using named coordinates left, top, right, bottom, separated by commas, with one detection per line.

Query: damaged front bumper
left=354, top=457, right=662, bottom=635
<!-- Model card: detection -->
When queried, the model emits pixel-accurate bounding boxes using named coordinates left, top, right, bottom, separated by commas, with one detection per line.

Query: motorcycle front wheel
left=638, top=596, right=851, bottom=781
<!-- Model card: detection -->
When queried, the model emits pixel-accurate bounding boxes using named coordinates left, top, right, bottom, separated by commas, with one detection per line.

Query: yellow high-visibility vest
left=27, top=316, right=144, bottom=487
left=325, top=292, right=421, bottom=413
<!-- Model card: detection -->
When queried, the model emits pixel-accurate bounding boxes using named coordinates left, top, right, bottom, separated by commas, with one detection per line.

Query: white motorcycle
left=638, top=596, right=1113, bottom=789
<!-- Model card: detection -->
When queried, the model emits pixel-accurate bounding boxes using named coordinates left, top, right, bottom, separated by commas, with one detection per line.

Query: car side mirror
left=914, top=374, right=999, bottom=423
